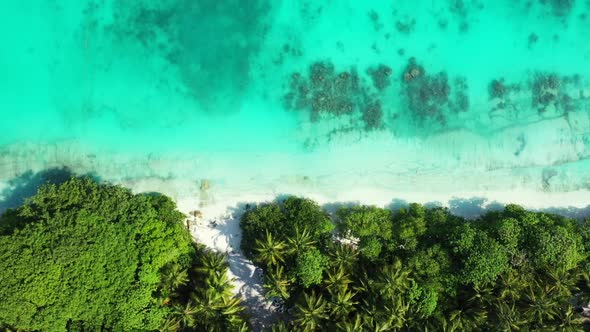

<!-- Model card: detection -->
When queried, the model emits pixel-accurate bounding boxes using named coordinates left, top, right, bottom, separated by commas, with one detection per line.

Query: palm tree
left=470, top=284, right=495, bottom=309
left=352, top=272, right=372, bottom=294
left=446, top=307, right=487, bottom=332
left=161, top=264, right=189, bottom=294
left=442, top=288, right=488, bottom=332
left=192, top=287, right=247, bottom=332
left=431, top=315, right=452, bottom=332
left=293, top=291, right=328, bottom=331
left=491, top=300, right=528, bottom=331
left=271, top=321, right=291, bottom=332
left=556, top=306, right=584, bottom=332
left=359, top=293, right=408, bottom=331
left=288, top=226, right=316, bottom=255
left=362, top=315, right=392, bottom=332
left=371, top=321, right=392, bottom=332
left=221, top=296, right=245, bottom=316
left=171, top=301, right=198, bottom=329
left=159, top=316, right=181, bottom=332
left=219, top=296, right=246, bottom=329
left=232, top=322, right=250, bottom=332
left=193, top=289, right=224, bottom=329
left=263, top=265, right=291, bottom=300
left=383, top=295, right=410, bottom=329
left=324, top=267, right=353, bottom=294
left=329, top=243, right=358, bottom=271
left=335, top=314, right=363, bottom=332
left=205, top=269, right=235, bottom=300
left=254, top=231, right=287, bottom=267
left=543, top=268, right=578, bottom=300
left=376, top=259, right=412, bottom=300
left=329, top=289, right=358, bottom=319
left=195, top=250, right=228, bottom=277
left=499, top=270, right=528, bottom=301
left=521, top=283, right=559, bottom=327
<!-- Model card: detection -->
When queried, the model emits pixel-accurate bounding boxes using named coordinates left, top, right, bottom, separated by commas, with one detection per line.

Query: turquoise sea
left=1, top=0, right=590, bottom=207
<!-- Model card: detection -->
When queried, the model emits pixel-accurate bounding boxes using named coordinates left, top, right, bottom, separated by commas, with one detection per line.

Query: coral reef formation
left=284, top=62, right=361, bottom=121
left=487, top=78, right=522, bottom=115
left=531, top=72, right=579, bottom=113
left=362, top=100, right=384, bottom=130
left=283, top=61, right=389, bottom=131
left=401, top=58, right=469, bottom=123
left=367, top=64, right=393, bottom=91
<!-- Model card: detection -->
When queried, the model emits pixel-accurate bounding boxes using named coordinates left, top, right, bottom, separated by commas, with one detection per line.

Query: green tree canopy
left=358, top=236, right=382, bottom=261
left=282, top=197, right=334, bottom=238
left=242, top=200, right=590, bottom=331
left=294, top=248, right=328, bottom=288
left=527, top=223, right=585, bottom=271
left=491, top=217, right=522, bottom=252
left=240, top=196, right=333, bottom=259
left=0, top=178, right=195, bottom=331
left=392, top=203, right=427, bottom=251
left=460, top=233, right=510, bottom=286
left=337, top=205, right=392, bottom=239
left=240, top=203, right=285, bottom=257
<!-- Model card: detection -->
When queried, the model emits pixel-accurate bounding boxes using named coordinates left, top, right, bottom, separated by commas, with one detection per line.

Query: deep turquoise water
left=1, top=0, right=589, bottom=197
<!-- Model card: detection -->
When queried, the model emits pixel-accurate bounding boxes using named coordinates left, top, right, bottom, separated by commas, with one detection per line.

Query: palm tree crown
left=255, top=230, right=287, bottom=268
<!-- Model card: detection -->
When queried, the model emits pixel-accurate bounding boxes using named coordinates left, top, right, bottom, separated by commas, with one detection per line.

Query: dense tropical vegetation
left=1, top=178, right=589, bottom=331
left=241, top=198, right=590, bottom=331
left=0, top=178, right=248, bottom=331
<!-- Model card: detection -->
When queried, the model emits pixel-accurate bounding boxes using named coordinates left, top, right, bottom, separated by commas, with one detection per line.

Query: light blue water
left=1, top=0, right=589, bottom=196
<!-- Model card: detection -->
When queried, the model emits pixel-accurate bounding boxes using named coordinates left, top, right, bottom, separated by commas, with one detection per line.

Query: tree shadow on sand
left=437, top=197, right=589, bottom=220
left=447, top=197, right=505, bottom=219
left=257, top=194, right=590, bottom=220
left=0, top=167, right=101, bottom=216
left=389, top=196, right=590, bottom=220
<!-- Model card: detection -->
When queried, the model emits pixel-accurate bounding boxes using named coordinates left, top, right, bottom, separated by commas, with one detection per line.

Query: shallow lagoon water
left=1, top=0, right=590, bottom=207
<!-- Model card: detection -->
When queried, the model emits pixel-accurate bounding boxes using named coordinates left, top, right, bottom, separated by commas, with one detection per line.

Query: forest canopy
left=1, top=177, right=589, bottom=331
left=0, top=178, right=247, bottom=332
left=241, top=198, right=590, bottom=331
